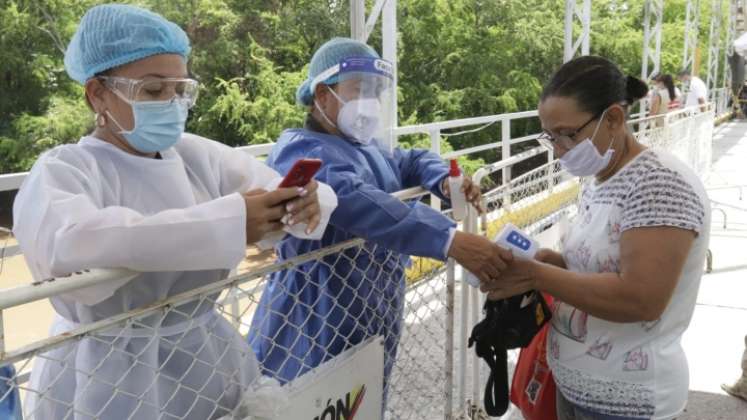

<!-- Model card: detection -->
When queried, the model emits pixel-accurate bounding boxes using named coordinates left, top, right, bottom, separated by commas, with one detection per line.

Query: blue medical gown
left=0, top=365, right=22, bottom=420
left=248, top=128, right=456, bottom=385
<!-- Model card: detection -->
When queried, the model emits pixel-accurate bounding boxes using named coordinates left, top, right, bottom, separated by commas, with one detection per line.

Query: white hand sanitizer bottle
left=448, top=159, right=467, bottom=222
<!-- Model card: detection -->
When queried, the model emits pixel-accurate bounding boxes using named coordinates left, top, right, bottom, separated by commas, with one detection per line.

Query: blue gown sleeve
left=269, top=139, right=455, bottom=261
left=391, top=148, right=451, bottom=201
left=320, top=160, right=455, bottom=261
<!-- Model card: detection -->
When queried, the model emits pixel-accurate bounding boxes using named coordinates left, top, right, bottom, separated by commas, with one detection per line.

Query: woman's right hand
left=242, top=188, right=302, bottom=244
left=447, top=231, right=514, bottom=284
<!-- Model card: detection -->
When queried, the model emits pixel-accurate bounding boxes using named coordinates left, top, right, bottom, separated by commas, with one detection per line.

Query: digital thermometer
left=464, top=223, right=539, bottom=288
left=493, top=223, right=539, bottom=260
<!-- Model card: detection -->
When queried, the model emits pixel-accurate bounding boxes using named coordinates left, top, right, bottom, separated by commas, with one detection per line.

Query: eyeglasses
left=537, top=111, right=603, bottom=151
left=98, top=76, right=199, bottom=108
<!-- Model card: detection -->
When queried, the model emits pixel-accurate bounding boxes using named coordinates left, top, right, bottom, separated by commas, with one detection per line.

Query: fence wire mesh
left=0, top=222, right=455, bottom=420
left=0, top=109, right=717, bottom=420
left=635, top=108, right=714, bottom=177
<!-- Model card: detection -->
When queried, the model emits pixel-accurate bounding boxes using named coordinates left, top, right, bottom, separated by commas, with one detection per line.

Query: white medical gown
left=12, top=134, right=335, bottom=420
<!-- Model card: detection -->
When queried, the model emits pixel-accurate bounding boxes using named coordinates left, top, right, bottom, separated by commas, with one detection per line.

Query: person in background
left=738, top=82, right=747, bottom=118
left=649, top=74, right=673, bottom=126
left=13, top=4, right=335, bottom=419
left=482, top=56, right=710, bottom=420
left=722, top=336, right=747, bottom=401
left=249, top=38, right=513, bottom=393
left=678, top=69, right=708, bottom=112
left=658, top=74, right=680, bottom=110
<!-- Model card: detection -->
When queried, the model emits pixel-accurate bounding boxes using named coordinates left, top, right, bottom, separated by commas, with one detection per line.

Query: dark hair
left=655, top=74, right=676, bottom=101
left=540, top=55, right=648, bottom=115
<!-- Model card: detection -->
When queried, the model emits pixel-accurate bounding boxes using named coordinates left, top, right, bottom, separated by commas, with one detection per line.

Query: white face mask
left=337, top=97, right=381, bottom=145
left=315, top=86, right=381, bottom=145
left=559, top=111, right=615, bottom=177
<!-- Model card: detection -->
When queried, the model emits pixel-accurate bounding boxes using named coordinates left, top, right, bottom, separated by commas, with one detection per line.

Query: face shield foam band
left=310, top=57, right=394, bottom=92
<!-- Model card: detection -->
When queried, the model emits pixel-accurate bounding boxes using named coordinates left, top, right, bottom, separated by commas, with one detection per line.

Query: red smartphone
left=278, top=158, right=322, bottom=188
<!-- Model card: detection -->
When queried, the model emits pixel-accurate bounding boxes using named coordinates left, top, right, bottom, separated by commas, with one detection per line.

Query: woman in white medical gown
left=12, top=4, right=336, bottom=419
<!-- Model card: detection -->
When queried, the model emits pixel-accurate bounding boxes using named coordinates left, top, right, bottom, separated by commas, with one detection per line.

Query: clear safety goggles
left=98, top=76, right=199, bottom=108
left=312, top=56, right=396, bottom=154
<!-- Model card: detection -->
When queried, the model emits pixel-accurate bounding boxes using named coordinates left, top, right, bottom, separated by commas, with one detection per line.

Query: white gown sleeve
left=217, top=146, right=337, bottom=247
left=13, top=150, right=248, bottom=282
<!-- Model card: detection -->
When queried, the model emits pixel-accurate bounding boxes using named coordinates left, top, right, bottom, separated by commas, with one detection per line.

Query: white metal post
left=641, top=0, right=664, bottom=81
left=466, top=205, right=481, bottom=411
left=431, top=129, right=442, bottom=211
left=564, top=0, right=574, bottom=62
left=444, top=259, right=455, bottom=419
left=502, top=120, right=512, bottom=209
left=683, top=0, right=701, bottom=74
left=582, top=0, right=591, bottom=55
left=383, top=0, right=398, bottom=131
left=350, top=0, right=366, bottom=41
left=458, top=221, right=470, bottom=413
left=724, top=0, right=737, bottom=100
left=707, top=0, right=723, bottom=101
left=641, top=0, right=664, bottom=117
left=564, top=0, right=592, bottom=62
left=470, top=280, right=480, bottom=407
left=355, top=0, right=399, bottom=145
left=364, top=0, right=389, bottom=41
left=0, top=310, right=4, bottom=357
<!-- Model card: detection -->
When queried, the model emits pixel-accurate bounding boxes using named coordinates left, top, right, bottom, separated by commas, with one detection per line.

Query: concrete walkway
left=3, top=120, right=747, bottom=419
left=679, top=120, right=747, bottom=419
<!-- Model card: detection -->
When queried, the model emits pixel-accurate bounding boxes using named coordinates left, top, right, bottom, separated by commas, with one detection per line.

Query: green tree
left=0, top=0, right=715, bottom=177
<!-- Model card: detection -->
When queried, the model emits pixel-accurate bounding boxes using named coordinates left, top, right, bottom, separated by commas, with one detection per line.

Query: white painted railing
left=0, top=103, right=722, bottom=419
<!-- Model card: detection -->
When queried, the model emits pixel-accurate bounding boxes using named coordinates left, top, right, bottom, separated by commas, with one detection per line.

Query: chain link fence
left=634, top=106, right=714, bottom=178
left=0, top=198, right=458, bottom=420
left=0, top=108, right=716, bottom=420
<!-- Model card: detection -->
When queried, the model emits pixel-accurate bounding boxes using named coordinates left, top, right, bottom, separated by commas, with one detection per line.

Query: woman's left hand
left=480, top=257, right=539, bottom=300
left=284, top=179, right=321, bottom=234
left=442, top=176, right=484, bottom=213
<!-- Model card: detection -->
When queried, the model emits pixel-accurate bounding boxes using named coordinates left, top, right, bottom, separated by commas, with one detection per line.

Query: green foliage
left=190, top=41, right=307, bottom=146
left=0, top=0, right=720, bottom=174
left=0, top=92, right=91, bottom=172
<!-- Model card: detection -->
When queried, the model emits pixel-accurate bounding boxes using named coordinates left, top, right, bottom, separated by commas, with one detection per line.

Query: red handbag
left=509, top=295, right=557, bottom=420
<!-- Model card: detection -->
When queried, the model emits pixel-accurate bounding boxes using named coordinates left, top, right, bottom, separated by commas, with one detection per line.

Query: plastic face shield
left=312, top=57, right=396, bottom=155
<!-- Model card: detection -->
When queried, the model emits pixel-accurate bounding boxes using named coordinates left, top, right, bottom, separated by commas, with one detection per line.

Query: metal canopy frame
left=349, top=0, right=737, bottom=155
left=641, top=0, right=664, bottom=81
left=564, top=0, right=592, bottom=62
left=707, top=0, right=723, bottom=96
left=724, top=0, right=737, bottom=93
left=683, top=0, right=701, bottom=73
left=350, top=0, right=398, bottom=129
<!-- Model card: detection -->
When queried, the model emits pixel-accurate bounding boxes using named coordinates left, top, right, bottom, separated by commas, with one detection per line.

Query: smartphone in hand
left=278, top=158, right=322, bottom=188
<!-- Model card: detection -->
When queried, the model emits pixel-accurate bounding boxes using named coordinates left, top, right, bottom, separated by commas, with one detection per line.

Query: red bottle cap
left=449, top=159, right=461, bottom=177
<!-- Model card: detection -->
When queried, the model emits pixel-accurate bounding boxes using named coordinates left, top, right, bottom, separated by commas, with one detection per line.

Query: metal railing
left=0, top=103, right=721, bottom=419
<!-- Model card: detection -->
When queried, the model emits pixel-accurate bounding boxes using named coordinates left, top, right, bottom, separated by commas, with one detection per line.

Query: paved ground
left=678, top=120, right=747, bottom=419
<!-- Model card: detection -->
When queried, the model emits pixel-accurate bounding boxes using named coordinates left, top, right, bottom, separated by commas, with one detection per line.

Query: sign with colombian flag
left=279, top=336, right=385, bottom=420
